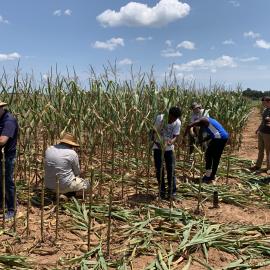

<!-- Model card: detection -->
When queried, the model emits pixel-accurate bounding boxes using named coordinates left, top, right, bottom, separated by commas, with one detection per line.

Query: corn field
left=1, top=71, right=269, bottom=269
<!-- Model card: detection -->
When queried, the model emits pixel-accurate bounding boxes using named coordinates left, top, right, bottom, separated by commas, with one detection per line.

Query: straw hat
left=59, top=133, right=79, bottom=147
left=0, top=101, right=8, bottom=107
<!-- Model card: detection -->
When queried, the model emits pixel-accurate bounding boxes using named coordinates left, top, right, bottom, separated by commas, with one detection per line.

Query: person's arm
left=184, top=118, right=209, bottom=137
left=167, top=134, right=179, bottom=145
left=150, top=129, right=162, bottom=148
left=256, top=123, right=262, bottom=134
left=0, top=135, right=9, bottom=146
left=150, top=115, right=162, bottom=148
left=0, top=120, right=16, bottom=147
left=72, top=152, right=81, bottom=176
left=257, top=109, right=267, bottom=134
left=167, top=120, right=181, bottom=145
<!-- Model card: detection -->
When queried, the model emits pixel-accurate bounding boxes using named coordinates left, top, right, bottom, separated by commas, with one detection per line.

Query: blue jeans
left=0, top=155, right=16, bottom=211
left=153, top=149, right=176, bottom=197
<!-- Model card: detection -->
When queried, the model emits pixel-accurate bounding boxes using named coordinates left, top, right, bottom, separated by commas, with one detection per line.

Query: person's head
left=0, top=101, right=8, bottom=113
left=263, top=96, right=270, bottom=108
left=59, top=132, right=80, bottom=148
left=168, top=106, right=181, bottom=123
left=191, top=102, right=202, bottom=114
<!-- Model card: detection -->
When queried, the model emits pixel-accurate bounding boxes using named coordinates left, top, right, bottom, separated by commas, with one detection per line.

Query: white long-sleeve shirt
left=44, top=144, right=80, bottom=192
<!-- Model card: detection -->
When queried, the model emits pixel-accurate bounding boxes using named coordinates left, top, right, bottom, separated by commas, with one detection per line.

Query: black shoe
left=159, top=192, right=166, bottom=200
left=168, top=192, right=176, bottom=200
left=202, top=175, right=214, bottom=184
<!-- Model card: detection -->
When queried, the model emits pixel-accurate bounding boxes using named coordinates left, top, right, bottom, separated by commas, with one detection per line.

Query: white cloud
left=239, top=57, right=259, bottom=62
left=92, top=37, right=125, bottom=51
left=177, top=40, right=195, bottom=50
left=161, top=48, right=182, bottom=58
left=53, top=10, right=62, bottom=16
left=0, top=15, right=9, bottom=24
left=97, top=0, right=190, bottom=27
left=119, top=58, right=133, bottom=65
left=64, top=9, right=72, bottom=16
left=229, top=1, right=240, bottom=7
left=222, top=39, right=235, bottom=45
left=53, top=9, right=72, bottom=16
left=174, top=55, right=237, bottom=72
left=0, top=52, right=21, bottom=61
left=165, top=40, right=173, bottom=47
left=176, top=72, right=194, bottom=80
left=243, top=31, right=260, bottom=39
left=136, top=36, right=152, bottom=41
left=255, top=39, right=270, bottom=49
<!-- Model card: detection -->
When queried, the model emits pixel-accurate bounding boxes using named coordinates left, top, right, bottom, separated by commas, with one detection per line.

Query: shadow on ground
left=127, top=193, right=156, bottom=204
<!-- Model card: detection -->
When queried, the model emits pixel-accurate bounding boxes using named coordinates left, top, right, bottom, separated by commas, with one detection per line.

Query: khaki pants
left=263, top=133, right=270, bottom=170
left=62, top=177, right=90, bottom=194
left=256, top=132, right=264, bottom=168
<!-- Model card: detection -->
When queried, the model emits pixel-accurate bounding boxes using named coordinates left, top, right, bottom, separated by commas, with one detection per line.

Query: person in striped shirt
left=184, top=117, right=229, bottom=183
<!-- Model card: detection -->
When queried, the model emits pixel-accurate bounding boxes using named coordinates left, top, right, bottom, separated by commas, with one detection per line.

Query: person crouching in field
left=151, top=107, right=181, bottom=199
left=184, top=117, right=229, bottom=183
left=251, top=96, right=270, bottom=174
left=45, top=133, right=89, bottom=197
left=189, top=102, right=210, bottom=156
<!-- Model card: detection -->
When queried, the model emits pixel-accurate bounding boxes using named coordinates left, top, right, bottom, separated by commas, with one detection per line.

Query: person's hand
left=166, top=139, right=173, bottom=145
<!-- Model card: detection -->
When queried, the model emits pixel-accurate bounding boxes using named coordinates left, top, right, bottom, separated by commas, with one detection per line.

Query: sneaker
left=4, top=210, right=15, bottom=221
left=202, top=175, right=214, bottom=184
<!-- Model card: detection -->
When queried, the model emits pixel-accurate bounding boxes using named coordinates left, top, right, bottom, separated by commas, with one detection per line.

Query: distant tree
left=242, top=88, right=263, bottom=99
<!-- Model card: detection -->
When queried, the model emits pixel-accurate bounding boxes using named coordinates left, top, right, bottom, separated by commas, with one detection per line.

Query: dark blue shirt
left=0, top=110, right=19, bottom=157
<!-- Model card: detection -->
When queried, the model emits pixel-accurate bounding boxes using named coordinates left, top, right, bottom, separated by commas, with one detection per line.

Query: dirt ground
left=233, top=107, right=260, bottom=161
left=1, top=107, right=270, bottom=270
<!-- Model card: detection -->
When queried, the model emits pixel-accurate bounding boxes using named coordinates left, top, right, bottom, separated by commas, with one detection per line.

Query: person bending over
left=184, top=117, right=229, bottom=183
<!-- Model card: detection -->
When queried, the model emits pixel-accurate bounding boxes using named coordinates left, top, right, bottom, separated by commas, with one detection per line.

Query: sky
left=0, top=0, right=270, bottom=90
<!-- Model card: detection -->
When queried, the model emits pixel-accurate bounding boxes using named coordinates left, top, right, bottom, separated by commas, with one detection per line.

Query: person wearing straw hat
left=44, top=132, right=89, bottom=196
left=188, top=102, right=210, bottom=156
left=0, top=101, right=19, bottom=220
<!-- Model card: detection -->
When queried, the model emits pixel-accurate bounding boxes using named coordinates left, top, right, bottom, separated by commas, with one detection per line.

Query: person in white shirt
left=151, top=107, right=181, bottom=199
left=44, top=133, right=89, bottom=196
left=189, top=102, right=210, bottom=155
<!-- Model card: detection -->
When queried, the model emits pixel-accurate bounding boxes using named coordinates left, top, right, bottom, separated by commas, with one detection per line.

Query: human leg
left=255, top=132, right=264, bottom=168
left=0, top=155, right=16, bottom=212
left=210, top=139, right=227, bottom=179
left=164, top=150, right=176, bottom=197
left=262, top=133, right=270, bottom=171
left=153, top=149, right=165, bottom=197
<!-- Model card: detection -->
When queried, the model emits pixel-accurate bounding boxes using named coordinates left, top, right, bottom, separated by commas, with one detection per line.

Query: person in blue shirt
left=184, top=117, right=229, bottom=183
left=0, top=101, right=19, bottom=220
